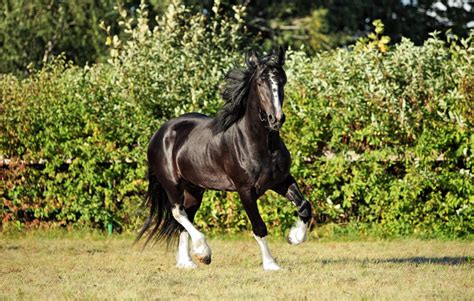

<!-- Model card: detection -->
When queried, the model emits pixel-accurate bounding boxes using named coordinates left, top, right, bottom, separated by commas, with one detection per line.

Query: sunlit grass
left=1, top=232, right=472, bottom=300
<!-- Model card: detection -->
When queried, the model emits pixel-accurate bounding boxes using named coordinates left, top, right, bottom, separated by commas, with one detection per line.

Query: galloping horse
left=137, top=48, right=312, bottom=270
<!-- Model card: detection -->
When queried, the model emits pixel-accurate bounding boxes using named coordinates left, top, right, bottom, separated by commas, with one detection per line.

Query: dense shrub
left=1, top=1, right=245, bottom=232
left=281, top=30, right=473, bottom=237
left=0, top=0, right=119, bottom=75
left=1, top=1, right=472, bottom=237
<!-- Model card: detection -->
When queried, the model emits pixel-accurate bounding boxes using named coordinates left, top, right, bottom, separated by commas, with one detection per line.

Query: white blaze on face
left=268, top=71, right=282, bottom=120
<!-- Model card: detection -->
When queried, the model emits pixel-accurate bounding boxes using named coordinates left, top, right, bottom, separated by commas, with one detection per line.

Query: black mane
left=212, top=65, right=255, bottom=133
left=212, top=53, right=282, bottom=134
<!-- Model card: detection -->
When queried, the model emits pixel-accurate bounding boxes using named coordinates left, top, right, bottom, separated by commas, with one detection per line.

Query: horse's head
left=248, top=48, right=287, bottom=131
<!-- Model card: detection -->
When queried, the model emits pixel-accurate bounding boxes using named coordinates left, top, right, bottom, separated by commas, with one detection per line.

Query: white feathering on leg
left=287, top=219, right=308, bottom=245
left=172, top=206, right=212, bottom=265
left=176, top=231, right=197, bottom=269
left=253, top=234, right=281, bottom=271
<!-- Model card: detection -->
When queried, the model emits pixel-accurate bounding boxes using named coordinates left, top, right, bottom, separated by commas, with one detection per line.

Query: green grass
left=1, top=231, right=473, bottom=300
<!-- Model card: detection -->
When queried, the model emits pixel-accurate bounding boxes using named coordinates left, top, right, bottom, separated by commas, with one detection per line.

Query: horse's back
left=148, top=112, right=211, bottom=153
left=147, top=113, right=212, bottom=181
left=148, top=112, right=237, bottom=191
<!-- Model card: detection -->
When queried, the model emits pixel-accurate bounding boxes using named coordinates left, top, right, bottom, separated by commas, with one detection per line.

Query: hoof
left=176, top=260, right=197, bottom=269
left=196, top=255, right=212, bottom=265
left=192, top=236, right=212, bottom=265
left=263, top=261, right=281, bottom=271
left=287, top=220, right=308, bottom=245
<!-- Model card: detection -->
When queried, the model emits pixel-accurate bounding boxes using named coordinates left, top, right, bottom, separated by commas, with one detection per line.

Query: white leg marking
left=172, top=206, right=211, bottom=264
left=176, top=231, right=197, bottom=269
left=253, top=234, right=281, bottom=271
left=287, top=219, right=308, bottom=245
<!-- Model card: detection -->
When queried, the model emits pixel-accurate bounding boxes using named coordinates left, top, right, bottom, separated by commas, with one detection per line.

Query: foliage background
left=1, top=0, right=472, bottom=74
left=1, top=1, right=473, bottom=238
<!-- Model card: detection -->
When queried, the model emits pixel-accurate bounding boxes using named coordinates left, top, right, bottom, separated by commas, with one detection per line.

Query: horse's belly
left=179, top=164, right=236, bottom=191
left=186, top=173, right=236, bottom=191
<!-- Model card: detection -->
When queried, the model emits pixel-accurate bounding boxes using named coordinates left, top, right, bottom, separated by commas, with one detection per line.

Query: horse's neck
left=239, top=87, right=269, bottom=140
left=232, top=87, right=284, bottom=158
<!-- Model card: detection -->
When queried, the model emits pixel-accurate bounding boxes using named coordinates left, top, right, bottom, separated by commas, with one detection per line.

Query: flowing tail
left=135, top=167, right=182, bottom=247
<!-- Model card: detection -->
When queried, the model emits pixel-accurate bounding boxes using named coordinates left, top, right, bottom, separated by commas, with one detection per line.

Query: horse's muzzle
left=268, top=113, right=285, bottom=131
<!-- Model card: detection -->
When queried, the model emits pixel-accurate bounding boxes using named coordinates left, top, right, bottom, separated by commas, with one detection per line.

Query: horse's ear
left=277, top=46, right=285, bottom=66
left=246, top=50, right=259, bottom=68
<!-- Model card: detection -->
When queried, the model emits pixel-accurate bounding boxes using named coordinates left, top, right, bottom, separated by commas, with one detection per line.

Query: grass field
left=1, top=232, right=473, bottom=300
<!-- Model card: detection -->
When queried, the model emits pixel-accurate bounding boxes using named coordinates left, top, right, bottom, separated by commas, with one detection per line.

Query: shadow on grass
left=320, top=256, right=471, bottom=266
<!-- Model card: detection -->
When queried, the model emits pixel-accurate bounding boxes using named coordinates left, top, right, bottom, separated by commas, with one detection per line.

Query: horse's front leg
left=272, top=175, right=312, bottom=245
left=239, top=188, right=281, bottom=271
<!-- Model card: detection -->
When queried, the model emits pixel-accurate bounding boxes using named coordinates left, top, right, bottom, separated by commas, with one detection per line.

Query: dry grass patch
left=1, top=234, right=472, bottom=300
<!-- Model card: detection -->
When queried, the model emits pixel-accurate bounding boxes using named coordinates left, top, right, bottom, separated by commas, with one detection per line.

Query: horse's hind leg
left=169, top=186, right=211, bottom=266
left=175, top=188, right=207, bottom=268
left=176, top=231, right=195, bottom=268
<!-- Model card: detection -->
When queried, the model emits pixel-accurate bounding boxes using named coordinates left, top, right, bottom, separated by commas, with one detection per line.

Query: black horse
left=137, top=48, right=312, bottom=270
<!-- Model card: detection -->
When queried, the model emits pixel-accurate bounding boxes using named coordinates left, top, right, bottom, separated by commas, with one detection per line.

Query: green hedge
left=1, top=2, right=473, bottom=237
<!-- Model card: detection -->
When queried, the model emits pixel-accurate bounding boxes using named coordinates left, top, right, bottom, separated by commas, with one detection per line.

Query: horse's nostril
left=268, top=114, right=276, bottom=123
